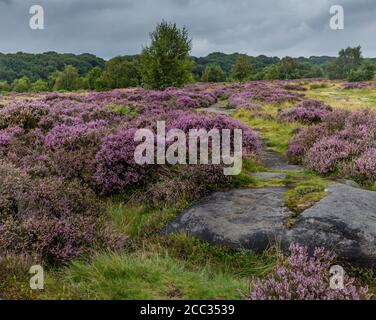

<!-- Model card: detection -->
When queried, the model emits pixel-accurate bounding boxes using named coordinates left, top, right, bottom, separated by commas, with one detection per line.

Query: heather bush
left=354, top=148, right=376, bottom=182
left=144, top=165, right=231, bottom=208
left=0, top=101, right=49, bottom=130
left=168, top=113, right=261, bottom=155
left=278, top=99, right=333, bottom=124
left=0, top=83, right=268, bottom=265
left=306, top=137, right=354, bottom=174
left=245, top=244, right=372, bottom=300
left=0, top=162, right=124, bottom=265
left=0, top=214, right=124, bottom=265
left=288, top=108, right=376, bottom=181
left=93, top=128, right=147, bottom=194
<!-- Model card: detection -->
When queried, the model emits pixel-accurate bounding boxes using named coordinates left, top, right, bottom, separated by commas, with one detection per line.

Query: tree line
left=0, top=21, right=375, bottom=93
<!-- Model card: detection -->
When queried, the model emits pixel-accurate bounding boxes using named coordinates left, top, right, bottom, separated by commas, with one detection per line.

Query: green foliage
left=234, top=108, right=300, bottom=154
left=263, top=57, right=324, bottom=80
left=31, top=79, right=49, bottom=93
left=52, top=65, right=81, bottom=91
left=141, top=21, right=193, bottom=90
left=347, top=60, right=376, bottom=82
left=231, top=55, right=254, bottom=82
left=201, top=64, right=225, bottom=82
left=105, top=103, right=138, bottom=117
left=11, top=76, right=31, bottom=93
left=0, top=80, right=10, bottom=92
left=101, top=57, right=141, bottom=89
left=44, top=252, right=248, bottom=300
left=0, top=52, right=104, bottom=83
left=284, top=176, right=329, bottom=225
left=85, top=66, right=104, bottom=90
left=328, top=46, right=363, bottom=80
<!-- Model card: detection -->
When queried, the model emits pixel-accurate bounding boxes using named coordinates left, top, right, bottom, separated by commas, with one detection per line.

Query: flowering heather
left=0, top=84, right=265, bottom=263
left=343, top=82, right=368, bottom=90
left=278, top=99, right=333, bottom=124
left=288, top=108, right=376, bottom=181
left=228, top=93, right=261, bottom=110
left=354, top=148, right=376, bottom=182
left=246, top=244, right=372, bottom=300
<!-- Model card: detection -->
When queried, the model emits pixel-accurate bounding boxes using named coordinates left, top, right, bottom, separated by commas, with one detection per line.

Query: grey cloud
left=0, top=0, right=375, bottom=58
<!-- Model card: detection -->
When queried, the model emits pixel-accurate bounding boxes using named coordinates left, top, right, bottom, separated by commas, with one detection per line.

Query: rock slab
left=165, top=184, right=376, bottom=267
left=164, top=187, right=291, bottom=251
left=284, top=184, right=376, bottom=267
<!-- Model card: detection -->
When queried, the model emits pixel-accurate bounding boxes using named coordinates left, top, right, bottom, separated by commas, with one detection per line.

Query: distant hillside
left=191, top=52, right=336, bottom=79
left=0, top=52, right=105, bottom=83
left=0, top=51, right=347, bottom=84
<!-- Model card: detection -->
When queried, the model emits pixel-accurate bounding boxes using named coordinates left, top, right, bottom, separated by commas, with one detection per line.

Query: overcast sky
left=0, top=0, right=375, bottom=59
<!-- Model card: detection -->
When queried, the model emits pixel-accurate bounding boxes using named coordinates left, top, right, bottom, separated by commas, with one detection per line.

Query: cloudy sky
left=0, top=0, right=375, bottom=59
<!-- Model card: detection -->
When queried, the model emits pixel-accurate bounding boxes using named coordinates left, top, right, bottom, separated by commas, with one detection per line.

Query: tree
left=201, top=64, right=225, bottom=82
left=347, top=60, right=376, bottom=82
left=12, top=76, right=31, bottom=93
left=86, top=66, right=103, bottom=90
left=328, top=46, right=363, bottom=79
left=101, top=57, right=141, bottom=89
left=141, top=20, right=193, bottom=90
left=231, top=55, right=254, bottom=82
left=31, top=79, right=49, bottom=92
left=278, top=57, right=300, bottom=79
left=53, top=65, right=81, bottom=91
left=0, top=80, right=10, bottom=93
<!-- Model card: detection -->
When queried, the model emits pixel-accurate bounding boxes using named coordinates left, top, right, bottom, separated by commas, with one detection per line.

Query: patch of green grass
left=283, top=175, right=331, bottom=227
left=40, top=252, right=250, bottom=300
left=230, top=157, right=265, bottom=188
left=159, top=234, right=278, bottom=277
left=38, top=234, right=279, bottom=300
left=106, top=103, right=138, bottom=117
left=234, top=109, right=301, bottom=154
left=109, top=201, right=188, bottom=238
left=306, top=82, right=376, bottom=110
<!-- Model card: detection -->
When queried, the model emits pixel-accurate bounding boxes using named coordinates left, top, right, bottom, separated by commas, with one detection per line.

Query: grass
left=306, top=82, right=376, bottom=110
left=41, top=253, right=247, bottom=300
left=35, top=233, right=278, bottom=300
left=105, top=103, right=139, bottom=117
left=283, top=174, right=331, bottom=227
left=233, top=108, right=301, bottom=154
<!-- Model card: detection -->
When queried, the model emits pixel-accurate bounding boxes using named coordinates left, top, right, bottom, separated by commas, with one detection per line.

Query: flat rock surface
left=164, top=187, right=291, bottom=251
left=261, top=150, right=303, bottom=171
left=251, top=172, right=287, bottom=180
left=284, top=184, right=376, bottom=267
left=165, top=184, right=376, bottom=266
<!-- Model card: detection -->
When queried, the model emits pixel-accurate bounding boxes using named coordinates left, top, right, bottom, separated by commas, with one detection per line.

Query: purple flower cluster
left=288, top=108, right=376, bottom=181
left=245, top=244, right=372, bottom=300
left=0, top=84, right=263, bottom=263
left=343, top=82, right=368, bottom=90
left=228, top=93, right=261, bottom=110
left=278, top=99, right=333, bottom=124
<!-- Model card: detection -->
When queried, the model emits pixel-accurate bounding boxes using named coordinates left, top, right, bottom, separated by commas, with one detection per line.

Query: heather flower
left=306, top=136, right=354, bottom=174
left=245, top=244, right=372, bottom=300
left=278, top=99, right=333, bottom=124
